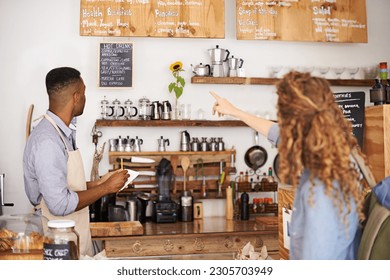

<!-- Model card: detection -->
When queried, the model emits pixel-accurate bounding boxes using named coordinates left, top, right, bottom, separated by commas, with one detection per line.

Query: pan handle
left=255, top=130, right=259, bottom=145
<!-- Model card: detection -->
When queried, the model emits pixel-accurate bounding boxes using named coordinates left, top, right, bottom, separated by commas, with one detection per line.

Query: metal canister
left=200, top=137, right=209, bottom=151
left=126, top=199, right=137, bottom=221
left=209, top=137, right=217, bottom=151
left=217, top=137, right=225, bottom=151
left=190, top=137, right=200, bottom=151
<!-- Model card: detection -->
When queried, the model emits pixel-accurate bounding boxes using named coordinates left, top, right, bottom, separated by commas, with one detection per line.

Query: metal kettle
left=162, top=101, right=172, bottom=120
left=208, top=45, right=230, bottom=64
left=158, top=136, right=170, bottom=152
left=227, top=56, right=244, bottom=70
left=180, top=130, right=191, bottom=151
left=133, top=136, right=143, bottom=152
left=151, top=101, right=163, bottom=120
left=191, top=63, right=211, bottom=76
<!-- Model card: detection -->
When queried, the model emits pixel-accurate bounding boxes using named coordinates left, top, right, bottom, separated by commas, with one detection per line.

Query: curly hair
left=276, top=71, right=365, bottom=222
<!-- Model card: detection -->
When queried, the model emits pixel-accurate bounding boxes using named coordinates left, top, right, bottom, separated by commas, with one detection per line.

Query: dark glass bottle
left=240, top=192, right=249, bottom=220
left=386, top=79, right=390, bottom=104
left=370, top=79, right=386, bottom=105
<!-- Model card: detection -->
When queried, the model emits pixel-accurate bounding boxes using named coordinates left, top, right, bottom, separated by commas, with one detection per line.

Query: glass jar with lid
left=43, top=220, right=79, bottom=260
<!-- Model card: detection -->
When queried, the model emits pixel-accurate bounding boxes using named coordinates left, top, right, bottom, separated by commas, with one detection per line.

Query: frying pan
left=244, top=131, right=268, bottom=171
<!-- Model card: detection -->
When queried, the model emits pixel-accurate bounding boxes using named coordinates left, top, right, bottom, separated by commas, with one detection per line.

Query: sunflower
left=168, top=61, right=185, bottom=100
left=170, top=61, right=183, bottom=72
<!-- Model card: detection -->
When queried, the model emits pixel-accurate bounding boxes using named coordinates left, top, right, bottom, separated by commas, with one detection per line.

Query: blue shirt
left=267, top=123, right=361, bottom=259
left=23, top=111, right=79, bottom=216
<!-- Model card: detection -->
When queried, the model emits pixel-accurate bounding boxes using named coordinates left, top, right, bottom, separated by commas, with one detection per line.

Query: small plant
left=168, top=61, right=185, bottom=100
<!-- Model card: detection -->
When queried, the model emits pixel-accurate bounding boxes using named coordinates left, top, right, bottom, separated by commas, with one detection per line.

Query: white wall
left=0, top=0, right=389, bottom=215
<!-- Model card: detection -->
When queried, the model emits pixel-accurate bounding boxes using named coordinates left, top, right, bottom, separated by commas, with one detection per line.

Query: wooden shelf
left=191, top=76, right=374, bottom=87
left=95, top=119, right=247, bottom=127
left=109, top=150, right=236, bottom=198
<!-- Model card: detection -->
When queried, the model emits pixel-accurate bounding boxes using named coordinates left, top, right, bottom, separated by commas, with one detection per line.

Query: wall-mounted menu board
left=99, top=43, right=133, bottom=88
left=80, top=0, right=224, bottom=38
left=334, top=91, right=365, bottom=148
left=236, top=0, right=367, bottom=43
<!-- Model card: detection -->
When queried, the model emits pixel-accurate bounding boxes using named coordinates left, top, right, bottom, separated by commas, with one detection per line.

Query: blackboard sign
left=44, top=243, right=74, bottom=260
left=99, top=43, right=133, bottom=88
left=334, top=91, right=365, bottom=148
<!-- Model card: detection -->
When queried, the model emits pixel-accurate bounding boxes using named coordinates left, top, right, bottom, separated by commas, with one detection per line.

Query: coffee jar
left=180, top=191, right=193, bottom=222
left=43, top=220, right=79, bottom=260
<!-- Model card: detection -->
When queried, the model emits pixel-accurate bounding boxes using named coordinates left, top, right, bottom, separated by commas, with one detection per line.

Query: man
left=23, top=67, right=128, bottom=256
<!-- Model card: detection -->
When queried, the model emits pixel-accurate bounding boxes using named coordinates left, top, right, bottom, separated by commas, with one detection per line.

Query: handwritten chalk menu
left=80, top=0, right=225, bottom=38
left=334, top=91, right=365, bottom=148
left=236, top=0, right=367, bottom=43
left=99, top=43, right=133, bottom=88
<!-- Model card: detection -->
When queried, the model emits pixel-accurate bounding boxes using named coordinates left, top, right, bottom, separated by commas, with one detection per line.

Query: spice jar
left=43, top=220, right=79, bottom=260
left=379, top=62, right=388, bottom=80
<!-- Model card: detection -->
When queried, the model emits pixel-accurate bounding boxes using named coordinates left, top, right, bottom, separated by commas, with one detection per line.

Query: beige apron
left=38, top=114, right=93, bottom=257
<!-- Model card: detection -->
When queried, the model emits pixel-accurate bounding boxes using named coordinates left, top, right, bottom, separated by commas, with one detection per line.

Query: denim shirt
left=23, top=111, right=79, bottom=216
left=267, top=123, right=361, bottom=259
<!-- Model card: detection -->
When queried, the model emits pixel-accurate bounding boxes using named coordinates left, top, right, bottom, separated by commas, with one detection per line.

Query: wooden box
left=363, top=105, right=390, bottom=182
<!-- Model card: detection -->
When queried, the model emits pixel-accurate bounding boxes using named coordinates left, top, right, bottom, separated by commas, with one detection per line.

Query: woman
left=211, top=71, right=365, bottom=259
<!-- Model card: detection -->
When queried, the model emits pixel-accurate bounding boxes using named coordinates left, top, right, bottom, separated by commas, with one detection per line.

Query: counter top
left=142, top=217, right=276, bottom=236
left=92, top=217, right=277, bottom=240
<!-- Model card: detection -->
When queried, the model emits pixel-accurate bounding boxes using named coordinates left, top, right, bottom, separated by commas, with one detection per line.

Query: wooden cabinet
left=93, top=218, right=278, bottom=260
left=363, top=105, right=390, bottom=182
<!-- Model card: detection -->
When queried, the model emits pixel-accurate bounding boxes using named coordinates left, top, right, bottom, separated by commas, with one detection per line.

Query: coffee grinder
left=208, top=45, right=230, bottom=77
left=152, top=158, right=178, bottom=223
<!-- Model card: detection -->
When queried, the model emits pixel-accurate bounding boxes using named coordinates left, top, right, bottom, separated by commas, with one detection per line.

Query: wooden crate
left=363, top=105, right=390, bottom=182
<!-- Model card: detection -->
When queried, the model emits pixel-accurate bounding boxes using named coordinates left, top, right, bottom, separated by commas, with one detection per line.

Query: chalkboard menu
left=80, top=0, right=225, bottom=38
left=236, top=0, right=367, bottom=43
left=99, top=43, right=133, bottom=88
left=334, top=91, right=365, bottom=148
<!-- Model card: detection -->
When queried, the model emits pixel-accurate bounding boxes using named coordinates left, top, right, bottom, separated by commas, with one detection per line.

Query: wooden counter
left=92, top=217, right=278, bottom=260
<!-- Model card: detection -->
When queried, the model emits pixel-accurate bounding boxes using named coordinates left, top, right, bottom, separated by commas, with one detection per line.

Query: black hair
left=45, top=67, right=81, bottom=97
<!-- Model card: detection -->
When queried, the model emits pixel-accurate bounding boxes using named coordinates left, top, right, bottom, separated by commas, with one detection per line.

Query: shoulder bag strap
left=351, top=147, right=377, bottom=189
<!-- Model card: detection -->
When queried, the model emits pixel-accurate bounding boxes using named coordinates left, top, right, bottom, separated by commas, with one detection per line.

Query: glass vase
left=171, top=100, right=182, bottom=120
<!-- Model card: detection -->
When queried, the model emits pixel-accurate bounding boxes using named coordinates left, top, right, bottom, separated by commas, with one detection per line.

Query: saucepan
left=244, top=131, right=268, bottom=171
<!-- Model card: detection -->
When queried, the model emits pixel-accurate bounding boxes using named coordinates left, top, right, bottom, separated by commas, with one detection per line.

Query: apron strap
left=44, top=114, right=70, bottom=152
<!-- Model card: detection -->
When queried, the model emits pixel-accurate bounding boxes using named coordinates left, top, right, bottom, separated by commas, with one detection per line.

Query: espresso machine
left=152, top=159, right=178, bottom=223
left=208, top=45, right=230, bottom=77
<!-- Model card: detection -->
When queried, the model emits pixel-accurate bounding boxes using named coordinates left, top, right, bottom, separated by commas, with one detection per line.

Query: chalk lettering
left=155, top=9, right=179, bottom=17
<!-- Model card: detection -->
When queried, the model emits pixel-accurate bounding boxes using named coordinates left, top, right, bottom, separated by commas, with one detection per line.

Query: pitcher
left=158, top=136, right=170, bottom=152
